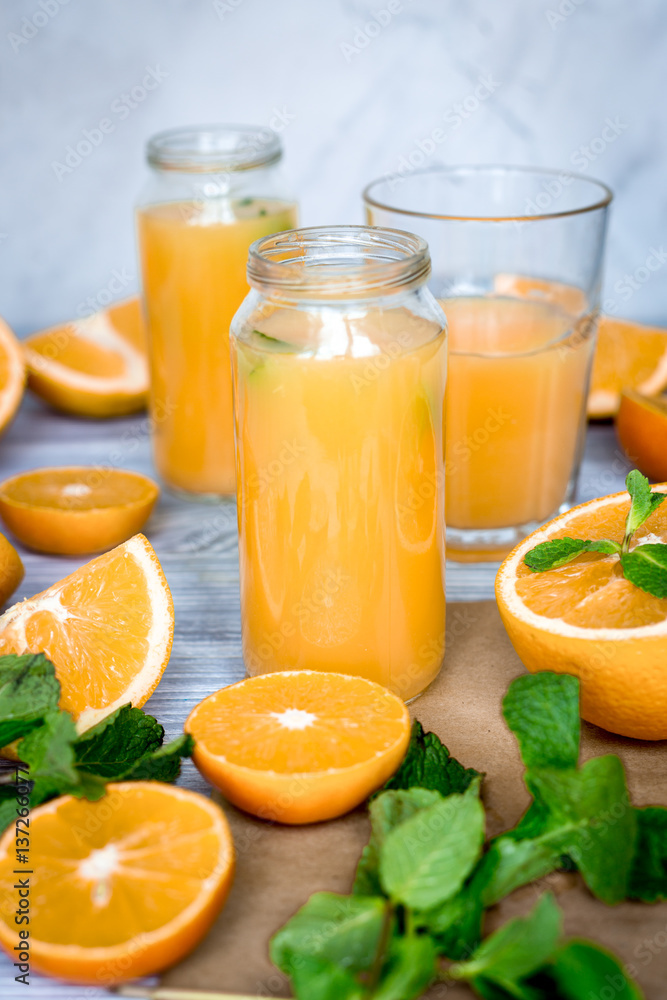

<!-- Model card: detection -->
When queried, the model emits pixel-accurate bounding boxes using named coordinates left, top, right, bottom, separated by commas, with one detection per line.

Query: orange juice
left=443, top=295, right=595, bottom=545
left=231, top=306, right=447, bottom=701
left=138, top=198, right=297, bottom=496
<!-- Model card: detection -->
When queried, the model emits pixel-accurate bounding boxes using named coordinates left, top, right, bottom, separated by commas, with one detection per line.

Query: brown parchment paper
left=163, top=601, right=667, bottom=998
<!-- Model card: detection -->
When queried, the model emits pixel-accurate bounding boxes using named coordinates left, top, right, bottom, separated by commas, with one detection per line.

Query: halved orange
left=0, top=534, right=173, bottom=729
left=186, top=671, right=411, bottom=824
left=0, top=782, right=234, bottom=984
left=0, top=316, right=26, bottom=433
left=0, top=532, right=23, bottom=606
left=496, top=485, right=667, bottom=739
left=588, top=316, right=667, bottom=418
left=24, top=297, right=148, bottom=418
left=0, top=466, right=159, bottom=555
left=616, top=389, right=667, bottom=484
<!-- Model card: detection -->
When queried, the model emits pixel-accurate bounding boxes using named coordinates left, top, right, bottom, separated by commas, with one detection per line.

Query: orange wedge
left=186, top=671, right=411, bottom=824
left=588, top=315, right=667, bottom=418
left=0, top=782, right=235, bottom=984
left=0, top=466, right=159, bottom=555
left=0, top=534, right=173, bottom=729
left=0, top=316, right=26, bottom=433
left=0, top=532, right=23, bottom=606
left=616, top=389, right=667, bottom=484
left=24, top=296, right=149, bottom=418
left=496, top=485, right=667, bottom=739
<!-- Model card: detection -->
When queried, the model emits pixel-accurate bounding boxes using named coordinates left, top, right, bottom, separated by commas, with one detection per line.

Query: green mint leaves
left=620, top=544, right=667, bottom=598
left=378, top=720, right=481, bottom=798
left=524, top=536, right=620, bottom=571
left=273, top=671, right=662, bottom=1000
left=0, top=653, right=61, bottom=746
left=451, top=893, right=643, bottom=1000
left=450, top=892, right=562, bottom=991
left=502, top=672, right=580, bottom=770
left=0, top=653, right=193, bottom=832
left=524, top=470, right=667, bottom=598
left=379, top=784, right=485, bottom=910
left=625, top=468, right=667, bottom=539
left=628, top=807, right=667, bottom=902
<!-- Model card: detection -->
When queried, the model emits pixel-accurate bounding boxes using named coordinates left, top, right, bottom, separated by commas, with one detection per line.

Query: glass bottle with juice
left=137, top=126, right=298, bottom=498
left=230, top=227, right=448, bottom=701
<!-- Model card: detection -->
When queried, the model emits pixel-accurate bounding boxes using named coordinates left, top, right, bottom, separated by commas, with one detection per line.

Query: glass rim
left=146, top=124, right=283, bottom=173
left=247, top=225, right=431, bottom=297
left=362, top=164, right=613, bottom=223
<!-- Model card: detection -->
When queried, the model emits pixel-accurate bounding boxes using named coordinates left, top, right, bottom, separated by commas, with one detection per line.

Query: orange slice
left=0, top=533, right=173, bottom=729
left=616, top=390, right=667, bottom=484
left=496, top=486, right=667, bottom=739
left=0, top=782, right=234, bottom=984
left=0, top=532, right=23, bottom=606
left=186, top=671, right=411, bottom=824
left=24, top=296, right=149, bottom=418
left=0, top=466, right=159, bottom=555
left=0, top=316, right=26, bottom=433
left=588, top=316, right=667, bottom=418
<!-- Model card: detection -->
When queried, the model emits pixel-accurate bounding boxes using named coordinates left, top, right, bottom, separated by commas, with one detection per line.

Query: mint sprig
left=450, top=893, right=643, bottom=1000
left=0, top=653, right=193, bottom=831
left=273, top=670, right=663, bottom=999
left=524, top=470, right=667, bottom=598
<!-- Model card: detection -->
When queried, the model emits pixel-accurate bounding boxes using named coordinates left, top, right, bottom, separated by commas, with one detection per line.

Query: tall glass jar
left=231, top=226, right=448, bottom=701
left=136, top=125, right=298, bottom=500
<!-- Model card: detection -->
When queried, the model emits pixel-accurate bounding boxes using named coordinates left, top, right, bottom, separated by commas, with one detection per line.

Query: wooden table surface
left=0, top=394, right=630, bottom=999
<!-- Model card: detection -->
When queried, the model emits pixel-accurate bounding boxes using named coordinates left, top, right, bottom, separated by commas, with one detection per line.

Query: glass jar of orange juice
left=137, top=125, right=298, bottom=499
left=230, top=226, right=448, bottom=701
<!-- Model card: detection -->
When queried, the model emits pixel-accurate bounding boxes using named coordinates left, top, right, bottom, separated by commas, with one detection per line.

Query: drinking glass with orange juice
left=230, top=227, right=448, bottom=701
left=137, top=126, right=298, bottom=499
left=364, top=166, right=612, bottom=560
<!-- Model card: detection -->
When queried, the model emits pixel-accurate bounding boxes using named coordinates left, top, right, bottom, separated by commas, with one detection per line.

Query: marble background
left=1, top=0, right=665, bottom=335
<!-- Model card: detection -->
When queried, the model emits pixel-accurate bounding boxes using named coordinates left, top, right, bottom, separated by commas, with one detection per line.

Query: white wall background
left=1, top=0, right=665, bottom=335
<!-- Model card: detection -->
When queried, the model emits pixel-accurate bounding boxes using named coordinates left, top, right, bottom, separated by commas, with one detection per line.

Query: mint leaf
left=379, top=783, right=485, bottom=910
left=118, top=733, right=194, bottom=782
left=628, top=807, right=667, bottom=901
left=524, top=537, right=619, bottom=572
left=18, top=711, right=80, bottom=806
left=451, top=893, right=561, bottom=987
left=509, top=798, right=552, bottom=839
left=373, top=933, right=438, bottom=1000
left=0, top=784, right=21, bottom=836
left=74, top=704, right=164, bottom=778
left=289, top=957, right=365, bottom=1000
left=625, top=469, right=667, bottom=541
left=503, top=673, right=580, bottom=770
left=252, top=330, right=297, bottom=352
left=270, top=892, right=387, bottom=976
left=379, top=720, right=481, bottom=798
left=0, top=654, right=60, bottom=747
left=466, top=982, right=538, bottom=999
left=354, top=788, right=441, bottom=896
left=527, top=756, right=636, bottom=904
left=417, top=874, right=485, bottom=959
left=620, top=544, right=667, bottom=598
left=482, top=830, right=570, bottom=907
left=549, top=939, right=644, bottom=999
